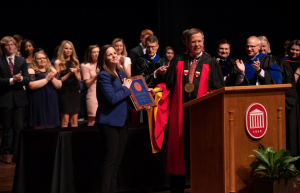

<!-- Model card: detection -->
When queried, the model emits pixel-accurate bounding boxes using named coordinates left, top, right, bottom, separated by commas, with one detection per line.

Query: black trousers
left=0, top=105, right=25, bottom=155
left=97, top=123, right=128, bottom=193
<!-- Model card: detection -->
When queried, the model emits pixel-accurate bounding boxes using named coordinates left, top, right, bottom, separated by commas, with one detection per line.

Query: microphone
left=223, top=59, right=251, bottom=86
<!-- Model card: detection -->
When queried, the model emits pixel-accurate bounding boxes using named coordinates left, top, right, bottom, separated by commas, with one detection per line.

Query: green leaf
left=248, top=155, right=256, bottom=158
left=283, top=156, right=300, bottom=164
left=253, top=149, right=270, bottom=166
left=274, top=149, right=287, bottom=163
left=293, top=182, right=297, bottom=188
left=258, top=143, right=266, bottom=151
left=266, top=147, right=275, bottom=153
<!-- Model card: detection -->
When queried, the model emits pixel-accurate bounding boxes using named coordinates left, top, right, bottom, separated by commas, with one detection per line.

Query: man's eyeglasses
left=245, top=45, right=259, bottom=49
left=146, top=46, right=157, bottom=50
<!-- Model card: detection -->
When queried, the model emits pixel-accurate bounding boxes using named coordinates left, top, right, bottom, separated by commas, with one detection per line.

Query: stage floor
left=0, top=160, right=191, bottom=193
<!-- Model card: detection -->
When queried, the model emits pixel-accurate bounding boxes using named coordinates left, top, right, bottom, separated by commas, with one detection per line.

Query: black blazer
left=0, top=56, right=29, bottom=108
left=128, top=45, right=143, bottom=67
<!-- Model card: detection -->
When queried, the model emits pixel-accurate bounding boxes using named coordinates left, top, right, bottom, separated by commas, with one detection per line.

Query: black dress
left=58, top=61, right=80, bottom=113
left=28, top=70, right=61, bottom=128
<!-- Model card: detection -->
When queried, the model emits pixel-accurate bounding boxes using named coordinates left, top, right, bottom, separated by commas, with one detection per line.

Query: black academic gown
left=232, top=55, right=281, bottom=86
left=281, top=60, right=300, bottom=162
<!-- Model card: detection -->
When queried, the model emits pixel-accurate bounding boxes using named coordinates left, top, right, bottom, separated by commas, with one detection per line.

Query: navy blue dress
left=28, top=70, right=60, bottom=128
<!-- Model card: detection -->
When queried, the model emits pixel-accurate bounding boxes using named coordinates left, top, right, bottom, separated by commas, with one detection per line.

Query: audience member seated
left=27, top=51, right=62, bottom=128
left=112, top=38, right=131, bottom=78
left=54, top=40, right=81, bottom=127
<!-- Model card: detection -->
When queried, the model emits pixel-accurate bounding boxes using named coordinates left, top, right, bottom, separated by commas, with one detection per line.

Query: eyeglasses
left=36, top=57, right=47, bottom=60
left=245, top=45, right=259, bottom=49
left=146, top=46, right=157, bottom=50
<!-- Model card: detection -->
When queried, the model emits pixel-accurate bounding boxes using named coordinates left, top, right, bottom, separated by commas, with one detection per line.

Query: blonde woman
left=54, top=40, right=81, bottom=127
left=112, top=38, right=131, bottom=78
left=81, top=45, right=100, bottom=126
left=27, top=51, right=62, bottom=128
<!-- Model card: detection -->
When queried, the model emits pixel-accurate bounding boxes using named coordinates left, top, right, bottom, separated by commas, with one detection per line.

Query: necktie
left=9, top=58, right=14, bottom=75
left=189, top=57, right=196, bottom=83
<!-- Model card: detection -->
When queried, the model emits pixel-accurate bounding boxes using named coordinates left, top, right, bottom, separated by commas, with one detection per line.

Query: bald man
left=234, top=36, right=282, bottom=85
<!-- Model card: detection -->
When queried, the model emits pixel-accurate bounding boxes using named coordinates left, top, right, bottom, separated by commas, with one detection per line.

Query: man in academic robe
left=0, top=36, right=29, bottom=164
left=149, top=28, right=225, bottom=193
left=133, top=35, right=168, bottom=88
left=128, top=29, right=154, bottom=73
left=133, top=35, right=168, bottom=124
left=234, top=36, right=282, bottom=86
left=215, top=39, right=236, bottom=86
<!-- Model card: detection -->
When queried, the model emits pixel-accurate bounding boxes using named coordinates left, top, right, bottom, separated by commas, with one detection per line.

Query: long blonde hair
left=111, top=38, right=128, bottom=57
left=29, top=51, right=53, bottom=72
left=57, top=40, right=79, bottom=72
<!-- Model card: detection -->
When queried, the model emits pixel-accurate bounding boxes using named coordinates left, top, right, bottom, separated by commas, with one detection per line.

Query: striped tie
left=9, top=57, right=14, bottom=75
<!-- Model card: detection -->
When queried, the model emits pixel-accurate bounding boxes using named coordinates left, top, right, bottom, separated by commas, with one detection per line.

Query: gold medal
left=184, top=83, right=194, bottom=93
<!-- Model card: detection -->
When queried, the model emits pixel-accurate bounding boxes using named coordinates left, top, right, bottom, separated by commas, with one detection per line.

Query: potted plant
left=248, top=143, right=300, bottom=193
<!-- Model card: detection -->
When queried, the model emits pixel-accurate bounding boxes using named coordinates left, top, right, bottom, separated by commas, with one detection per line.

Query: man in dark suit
left=128, top=29, right=153, bottom=74
left=0, top=36, right=29, bottom=164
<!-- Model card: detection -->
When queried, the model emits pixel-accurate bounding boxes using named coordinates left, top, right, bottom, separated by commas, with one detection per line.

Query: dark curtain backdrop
left=1, top=0, right=299, bottom=61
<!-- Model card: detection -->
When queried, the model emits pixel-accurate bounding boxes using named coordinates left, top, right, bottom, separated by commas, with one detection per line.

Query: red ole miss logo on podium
left=246, top=103, right=268, bottom=139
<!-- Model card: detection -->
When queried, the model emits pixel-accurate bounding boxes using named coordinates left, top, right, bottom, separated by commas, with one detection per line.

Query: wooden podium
left=183, top=84, right=291, bottom=193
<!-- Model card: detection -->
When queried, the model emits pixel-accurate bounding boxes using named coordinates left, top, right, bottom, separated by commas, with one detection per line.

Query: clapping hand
left=122, top=78, right=132, bottom=89
left=69, top=68, right=77, bottom=74
left=46, top=71, right=56, bottom=81
left=236, top=60, right=245, bottom=74
left=13, top=71, right=22, bottom=83
left=252, top=58, right=261, bottom=72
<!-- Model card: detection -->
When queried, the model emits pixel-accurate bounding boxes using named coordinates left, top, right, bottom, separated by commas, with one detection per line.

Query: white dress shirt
left=6, top=54, right=23, bottom=85
left=140, top=43, right=146, bottom=54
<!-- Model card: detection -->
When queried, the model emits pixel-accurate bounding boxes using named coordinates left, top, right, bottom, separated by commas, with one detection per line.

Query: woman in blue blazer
left=96, top=45, right=132, bottom=193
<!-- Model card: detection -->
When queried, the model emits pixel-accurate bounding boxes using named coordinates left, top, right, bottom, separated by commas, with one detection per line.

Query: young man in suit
left=128, top=29, right=153, bottom=74
left=0, top=36, right=29, bottom=164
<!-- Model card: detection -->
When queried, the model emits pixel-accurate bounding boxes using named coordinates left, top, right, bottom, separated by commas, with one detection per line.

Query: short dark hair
left=216, top=39, right=231, bottom=48
left=182, top=29, right=189, bottom=42
left=287, top=39, right=300, bottom=53
left=186, top=28, right=204, bottom=42
left=145, top=35, right=159, bottom=45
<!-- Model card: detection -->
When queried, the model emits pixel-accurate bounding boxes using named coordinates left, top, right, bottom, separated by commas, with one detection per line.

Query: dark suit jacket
left=0, top=56, right=29, bottom=108
left=128, top=45, right=143, bottom=74
left=95, top=70, right=131, bottom=127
